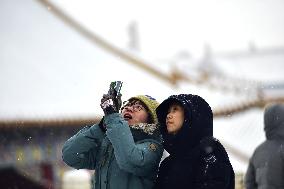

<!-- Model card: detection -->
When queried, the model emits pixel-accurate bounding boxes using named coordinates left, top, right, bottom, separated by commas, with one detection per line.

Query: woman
left=154, top=94, right=235, bottom=189
left=62, top=95, right=163, bottom=189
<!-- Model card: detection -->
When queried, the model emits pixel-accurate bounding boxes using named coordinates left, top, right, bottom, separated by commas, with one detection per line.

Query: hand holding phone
left=100, top=81, right=123, bottom=115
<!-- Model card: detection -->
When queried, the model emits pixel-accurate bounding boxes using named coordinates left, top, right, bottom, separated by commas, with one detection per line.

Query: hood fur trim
left=129, top=123, right=159, bottom=135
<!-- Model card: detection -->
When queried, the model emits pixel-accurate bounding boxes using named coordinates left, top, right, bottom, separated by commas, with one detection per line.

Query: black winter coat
left=154, top=94, right=235, bottom=189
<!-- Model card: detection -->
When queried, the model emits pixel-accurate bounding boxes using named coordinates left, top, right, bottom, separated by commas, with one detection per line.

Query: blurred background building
left=1, top=0, right=284, bottom=188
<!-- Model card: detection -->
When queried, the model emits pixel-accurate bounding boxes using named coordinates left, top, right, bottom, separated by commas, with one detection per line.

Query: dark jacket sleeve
left=62, top=124, right=105, bottom=169
left=194, top=140, right=235, bottom=189
left=195, top=155, right=234, bottom=189
left=244, top=159, right=257, bottom=189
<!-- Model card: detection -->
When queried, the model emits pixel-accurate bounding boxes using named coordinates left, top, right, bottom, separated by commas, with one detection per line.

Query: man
left=245, top=103, right=284, bottom=189
left=62, top=94, right=163, bottom=189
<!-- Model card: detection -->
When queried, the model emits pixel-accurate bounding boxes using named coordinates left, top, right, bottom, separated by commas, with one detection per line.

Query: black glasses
left=121, top=101, right=146, bottom=112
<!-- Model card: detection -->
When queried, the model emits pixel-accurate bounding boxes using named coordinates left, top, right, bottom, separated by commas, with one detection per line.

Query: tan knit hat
left=128, top=95, right=160, bottom=124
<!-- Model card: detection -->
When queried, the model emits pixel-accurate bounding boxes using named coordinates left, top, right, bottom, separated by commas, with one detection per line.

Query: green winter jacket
left=62, top=113, right=163, bottom=189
